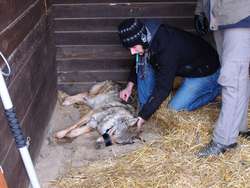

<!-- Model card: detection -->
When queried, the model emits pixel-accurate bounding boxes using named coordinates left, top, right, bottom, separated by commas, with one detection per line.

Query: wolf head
left=95, top=117, right=139, bottom=149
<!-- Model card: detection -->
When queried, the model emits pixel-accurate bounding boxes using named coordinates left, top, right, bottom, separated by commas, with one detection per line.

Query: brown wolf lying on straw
left=55, top=81, right=140, bottom=148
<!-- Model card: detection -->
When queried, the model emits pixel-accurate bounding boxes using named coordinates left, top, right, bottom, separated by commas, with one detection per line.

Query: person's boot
left=196, top=140, right=237, bottom=158
left=239, top=129, right=250, bottom=139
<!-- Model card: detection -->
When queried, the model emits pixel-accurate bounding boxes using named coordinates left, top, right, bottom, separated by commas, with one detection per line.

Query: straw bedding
left=54, top=90, right=250, bottom=188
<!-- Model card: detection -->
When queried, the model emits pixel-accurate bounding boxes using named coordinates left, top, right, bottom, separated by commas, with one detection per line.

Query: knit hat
left=118, top=19, right=148, bottom=48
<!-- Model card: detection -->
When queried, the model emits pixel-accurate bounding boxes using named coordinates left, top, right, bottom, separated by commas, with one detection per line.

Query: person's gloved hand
left=194, top=14, right=209, bottom=36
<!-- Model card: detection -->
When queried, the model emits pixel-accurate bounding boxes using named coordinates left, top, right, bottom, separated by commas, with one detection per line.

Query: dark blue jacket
left=129, top=24, right=220, bottom=120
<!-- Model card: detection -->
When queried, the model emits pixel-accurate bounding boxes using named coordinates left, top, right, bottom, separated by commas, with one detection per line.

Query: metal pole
left=0, top=53, right=40, bottom=188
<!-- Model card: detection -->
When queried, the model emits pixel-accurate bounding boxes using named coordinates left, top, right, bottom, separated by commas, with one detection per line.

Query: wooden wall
left=52, top=0, right=196, bottom=94
left=0, top=1, right=196, bottom=186
left=0, top=0, right=56, bottom=187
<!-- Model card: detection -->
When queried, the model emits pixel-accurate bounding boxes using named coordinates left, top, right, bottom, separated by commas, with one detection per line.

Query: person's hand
left=137, top=117, right=145, bottom=133
left=119, top=88, right=132, bottom=102
left=119, top=82, right=134, bottom=102
left=194, top=14, right=209, bottom=36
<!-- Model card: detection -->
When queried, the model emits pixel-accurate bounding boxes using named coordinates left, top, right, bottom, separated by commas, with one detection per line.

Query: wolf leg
left=54, top=110, right=94, bottom=139
left=62, top=92, right=88, bottom=106
left=65, top=126, right=93, bottom=138
left=88, top=81, right=107, bottom=96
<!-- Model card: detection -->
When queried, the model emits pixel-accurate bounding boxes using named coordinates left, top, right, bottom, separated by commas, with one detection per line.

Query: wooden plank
left=55, top=31, right=119, bottom=45
left=53, top=3, right=196, bottom=18
left=0, top=15, right=52, bottom=162
left=0, top=15, right=56, bottom=188
left=54, top=17, right=194, bottom=32
left=58, top=69, right=130, bottom=82
left=0, top=107, right=9, bottom=163
left=22, top=59, right=57, bottom=160
left=3, top=73, right=57, bottom=188
left=56, top=45, right=130, bottom=60
left=0, top=0, right=44, bottom=57
left=55, top=28, right=194, bottom=45
left=3, top=14, right=48, bottom=86
left=0, top=46, right=42, bottom=161
left=52, top=0, right=194, bottom=4
left=0, top=16, right=50, bottom=161
left=1, top=142, right=28, bottom=188
left=0, top=34, right=47, bottom=161
left=0, top=0, right=35, bottom=32
left=57, top=58, right=132, bottom=71
left=22, top=19, right=57, bottom=160
left=58, top=82, right=96, bottom=94
left=58, top=81, right=127, bottom=95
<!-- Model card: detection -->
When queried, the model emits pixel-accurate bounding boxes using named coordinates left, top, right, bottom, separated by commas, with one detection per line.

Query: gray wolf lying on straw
left=55, top=81, right=140, bottom=148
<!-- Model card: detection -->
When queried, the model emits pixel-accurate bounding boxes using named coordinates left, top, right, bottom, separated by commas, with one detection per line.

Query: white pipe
left=0, top=52, right=11, bottom=76
left=19, top=147, right=40, bottom=188
left=0, top=72, right=13, bottom=110
left=0, top=67, right=40, bottom=188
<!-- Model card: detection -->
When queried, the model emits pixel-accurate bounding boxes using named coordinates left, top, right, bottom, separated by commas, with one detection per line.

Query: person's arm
left=120, top=81, right=134, bottom=102
left=138, top=51, right=177, bottom=120
left=120, top=58, right=136, bottom=102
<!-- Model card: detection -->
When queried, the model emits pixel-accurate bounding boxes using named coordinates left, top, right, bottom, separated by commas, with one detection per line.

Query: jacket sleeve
left=128, top=58, right=137, bottom=85
left=138, top=49, right=177, bottom=120
left=195, top=0, right=204, bottom=15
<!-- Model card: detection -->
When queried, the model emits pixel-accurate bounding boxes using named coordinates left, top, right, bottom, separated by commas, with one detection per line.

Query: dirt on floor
left=34, top=101, right=162, bottom=188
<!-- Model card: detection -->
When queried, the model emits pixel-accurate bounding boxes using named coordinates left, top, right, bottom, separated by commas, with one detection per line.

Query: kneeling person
left=118, top=19, right=221, bottom=129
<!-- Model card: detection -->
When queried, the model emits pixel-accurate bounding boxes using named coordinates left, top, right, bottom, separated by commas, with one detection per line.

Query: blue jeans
left=137, top=63, right=155, bottom=108
left=137, top=64, right=221, bottom=111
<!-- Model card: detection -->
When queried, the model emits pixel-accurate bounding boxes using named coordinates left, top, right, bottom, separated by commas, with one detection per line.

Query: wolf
left=55, top=81, right=140, bottom=148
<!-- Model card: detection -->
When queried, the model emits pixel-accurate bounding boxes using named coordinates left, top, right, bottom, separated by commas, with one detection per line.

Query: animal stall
left=0, top=1, right=249, bottom=188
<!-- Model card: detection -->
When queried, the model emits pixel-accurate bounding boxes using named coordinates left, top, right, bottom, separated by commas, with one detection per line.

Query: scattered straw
left=53, top=91, right=250, bottom=188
